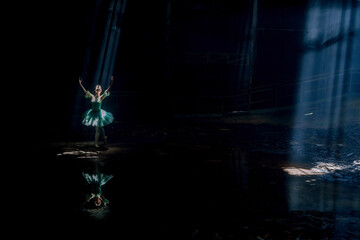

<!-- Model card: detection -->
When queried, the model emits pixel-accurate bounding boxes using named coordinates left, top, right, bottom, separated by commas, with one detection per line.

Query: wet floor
left=23, top=113, right=360, bottom=239
left=30, top=139, right=358, bottom=239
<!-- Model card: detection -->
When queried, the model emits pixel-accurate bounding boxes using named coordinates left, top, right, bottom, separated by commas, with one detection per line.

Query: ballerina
left=79, top=76, right=114, bottom=147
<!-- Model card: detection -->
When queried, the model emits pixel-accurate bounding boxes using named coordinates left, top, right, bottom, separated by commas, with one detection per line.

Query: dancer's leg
left=95, top=126, right=100, bottom=147
left=100, top=127, right=107, bottom=144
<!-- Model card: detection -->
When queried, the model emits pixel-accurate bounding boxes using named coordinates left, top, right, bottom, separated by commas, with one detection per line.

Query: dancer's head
left=95, top=85, right=102, bottom=95
left=94, top=196, right=103, bottom=207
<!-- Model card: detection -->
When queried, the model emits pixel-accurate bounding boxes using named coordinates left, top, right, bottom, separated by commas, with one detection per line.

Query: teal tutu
left=82, top=109, right=114, bottom=127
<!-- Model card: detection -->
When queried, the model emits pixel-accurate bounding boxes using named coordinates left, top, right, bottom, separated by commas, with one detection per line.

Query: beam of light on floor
left=57, top=149, right=100, bottom=159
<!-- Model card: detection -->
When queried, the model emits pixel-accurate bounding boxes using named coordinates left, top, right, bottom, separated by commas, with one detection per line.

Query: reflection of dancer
left=79, top=76, right=114, bottom=147
left=82, top=171, right=113, bottom=208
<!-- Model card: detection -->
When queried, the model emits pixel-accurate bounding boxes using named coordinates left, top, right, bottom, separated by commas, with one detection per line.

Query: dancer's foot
left=103, top=136, right=108, bottom=144
left=95, top=143, right=99, bottom=148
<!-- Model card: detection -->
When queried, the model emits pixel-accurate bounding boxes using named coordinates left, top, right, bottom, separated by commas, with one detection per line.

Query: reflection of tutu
left=82, top=172, right=113, bottom=187
left=82, top=108, right=114, bottom=127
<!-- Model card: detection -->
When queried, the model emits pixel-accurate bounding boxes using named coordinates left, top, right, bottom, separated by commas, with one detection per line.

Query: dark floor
left=20, top=109, right=360, bottom=239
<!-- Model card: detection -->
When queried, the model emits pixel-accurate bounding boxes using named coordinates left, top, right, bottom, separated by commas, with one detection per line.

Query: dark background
left=14, top=0, right=360, bottom=136
left=17, top=1, right=305, bottom=124
left=6, top=1, right=360, bottom=238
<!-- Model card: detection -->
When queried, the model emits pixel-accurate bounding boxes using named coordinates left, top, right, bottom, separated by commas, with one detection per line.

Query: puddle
left=51, top=142, right=360, bottom=238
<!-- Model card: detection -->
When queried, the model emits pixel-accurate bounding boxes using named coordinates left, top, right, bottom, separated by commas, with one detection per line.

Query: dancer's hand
left=79, top=76, right=87, bottom=93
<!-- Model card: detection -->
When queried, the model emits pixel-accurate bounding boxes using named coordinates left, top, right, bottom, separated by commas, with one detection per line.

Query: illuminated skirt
left=82, top=109, right=114, bottom=127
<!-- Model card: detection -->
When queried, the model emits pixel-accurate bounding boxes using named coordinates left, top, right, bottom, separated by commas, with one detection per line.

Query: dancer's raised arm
left=105, top=75, right=114, bottom=94
left=79, top=76, right=88, bottom=94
